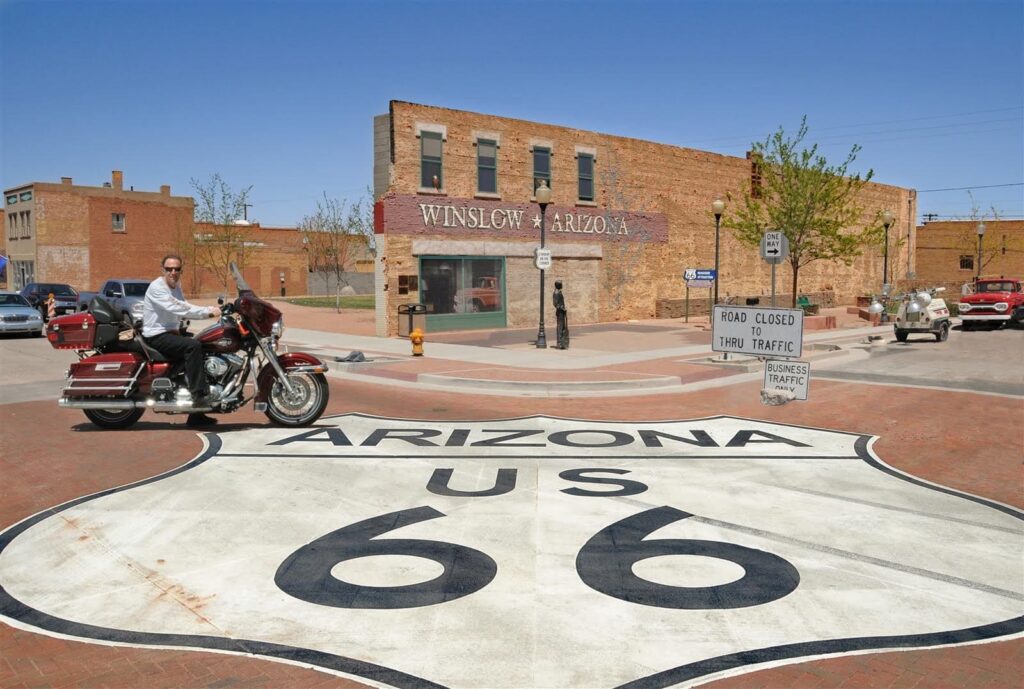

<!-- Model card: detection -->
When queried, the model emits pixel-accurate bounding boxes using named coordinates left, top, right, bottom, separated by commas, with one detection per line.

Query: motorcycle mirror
left=217, top=295, right=225, bottom=305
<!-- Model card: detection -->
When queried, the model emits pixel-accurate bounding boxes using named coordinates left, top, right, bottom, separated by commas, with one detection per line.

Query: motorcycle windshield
left=229, top=262, right=253, bottom=295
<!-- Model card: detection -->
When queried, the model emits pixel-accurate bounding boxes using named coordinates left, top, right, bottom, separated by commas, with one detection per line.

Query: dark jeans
left=145, top=331, right=207, bottom=397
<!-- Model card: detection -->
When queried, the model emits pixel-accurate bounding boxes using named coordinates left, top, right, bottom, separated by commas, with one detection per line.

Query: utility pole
left=243, top=203, right=253, bottom=221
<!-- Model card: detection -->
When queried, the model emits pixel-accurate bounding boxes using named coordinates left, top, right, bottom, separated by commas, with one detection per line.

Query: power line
left=917, top=183, right=1023, bottom=193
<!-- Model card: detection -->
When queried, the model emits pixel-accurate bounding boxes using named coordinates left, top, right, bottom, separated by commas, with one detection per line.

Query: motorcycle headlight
left=994, top=302, right=1009, bottom=312
left=957, top=302, right=971, bottom=312
left=271, top=318, right=284, bottom=338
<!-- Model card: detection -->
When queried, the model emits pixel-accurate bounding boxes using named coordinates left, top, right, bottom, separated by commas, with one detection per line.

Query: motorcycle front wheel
left=84, top=407, right=145, bottom=430
left=265, top=372, right=329, bottom=427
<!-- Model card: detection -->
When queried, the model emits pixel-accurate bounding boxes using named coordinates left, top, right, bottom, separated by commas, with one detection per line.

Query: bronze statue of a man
left=553, top=280, right=569, bottom=349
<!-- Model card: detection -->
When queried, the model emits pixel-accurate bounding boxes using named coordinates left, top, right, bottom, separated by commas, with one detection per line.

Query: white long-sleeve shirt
left=142, top=276, right=212, bottom=337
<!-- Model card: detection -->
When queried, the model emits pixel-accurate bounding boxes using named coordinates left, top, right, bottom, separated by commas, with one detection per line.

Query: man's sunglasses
left=163, top=266, right=183, bottom=273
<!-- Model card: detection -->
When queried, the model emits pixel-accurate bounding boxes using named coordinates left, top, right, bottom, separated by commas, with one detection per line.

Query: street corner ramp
left=1, top=414, right=1021, bottom=689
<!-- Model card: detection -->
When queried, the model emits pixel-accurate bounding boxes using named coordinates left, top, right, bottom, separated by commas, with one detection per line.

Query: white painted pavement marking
left=1, top=415, right=1021, bottom=689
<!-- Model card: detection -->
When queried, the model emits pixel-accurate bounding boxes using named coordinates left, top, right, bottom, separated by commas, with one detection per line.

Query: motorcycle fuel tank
left=197, top=322, right=243, bottom=353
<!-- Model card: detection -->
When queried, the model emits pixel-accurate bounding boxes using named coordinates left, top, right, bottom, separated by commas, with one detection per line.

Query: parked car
left=957, top=277, right=1024, bottom=330
left=19, top=282, right=80, bottom=320
left=79, top=279, right=151, bottom=321
left=0, top=292, right=45, bottom=336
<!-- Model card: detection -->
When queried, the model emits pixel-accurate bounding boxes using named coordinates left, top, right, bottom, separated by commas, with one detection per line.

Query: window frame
left=959, top=255, right=974, bottom=271
left=112, top=212, right=126, bottom=232
left=420, top=131, right=444, bottom=191
left=533, top=146, right=552, bottom=195
left=476, top=138, right=498, bottom=196
left=577, top=152, right=595, bottom=202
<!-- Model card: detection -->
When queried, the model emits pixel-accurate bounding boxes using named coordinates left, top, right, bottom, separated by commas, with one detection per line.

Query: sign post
left=683, top=268, right=715, bottom=323
left=760, top=232, right=789, bottom=307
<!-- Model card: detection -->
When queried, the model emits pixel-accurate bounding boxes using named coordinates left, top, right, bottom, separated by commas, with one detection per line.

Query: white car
left=0, top=291, right=45, bottom=336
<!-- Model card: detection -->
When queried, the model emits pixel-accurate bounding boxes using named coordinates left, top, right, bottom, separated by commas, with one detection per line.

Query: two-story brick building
left=372, top=101, right=917, bottom=336
left=2, top=171, right=307, bottom=298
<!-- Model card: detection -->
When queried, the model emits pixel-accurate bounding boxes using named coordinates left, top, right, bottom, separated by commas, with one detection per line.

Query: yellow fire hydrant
left=410, top=327, right=425, bottom=356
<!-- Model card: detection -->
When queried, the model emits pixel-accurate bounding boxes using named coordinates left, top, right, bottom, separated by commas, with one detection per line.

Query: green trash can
left=398, top=303, right=427, bottom=337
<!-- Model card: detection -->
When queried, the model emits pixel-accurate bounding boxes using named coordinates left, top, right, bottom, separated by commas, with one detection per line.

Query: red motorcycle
left=46, top=262, right=329, bottom=429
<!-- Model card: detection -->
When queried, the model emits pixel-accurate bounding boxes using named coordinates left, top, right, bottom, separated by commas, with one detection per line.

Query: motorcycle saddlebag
left=64, top=352, right=145, bottom=398
left=47, top=312, right=120, bottom=351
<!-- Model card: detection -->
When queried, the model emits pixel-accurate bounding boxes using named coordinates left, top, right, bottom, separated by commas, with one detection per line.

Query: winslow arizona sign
left=1, top=414, right=1021, bottom=689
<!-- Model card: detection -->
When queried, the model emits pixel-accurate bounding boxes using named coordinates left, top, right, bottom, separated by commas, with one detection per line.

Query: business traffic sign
left=764, top=359, right=810, bottom=400
left=712, top=305, right=804, bottom=357
left=761, top=232, right=789, bottom=265
left=534, top=248, right=552, bottom=270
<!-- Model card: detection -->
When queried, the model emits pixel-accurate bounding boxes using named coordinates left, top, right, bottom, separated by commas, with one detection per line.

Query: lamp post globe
left=712, top=199, right=725, bottom=304
left=535, top=181, right=552, bottom=348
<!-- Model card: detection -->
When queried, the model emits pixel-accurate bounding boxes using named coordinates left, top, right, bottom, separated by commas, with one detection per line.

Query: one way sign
left=761, top=231, right=789, bottom=265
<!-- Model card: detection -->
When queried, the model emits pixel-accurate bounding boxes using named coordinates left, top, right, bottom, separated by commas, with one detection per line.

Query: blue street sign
left=684, top=268, right=716, bottom=281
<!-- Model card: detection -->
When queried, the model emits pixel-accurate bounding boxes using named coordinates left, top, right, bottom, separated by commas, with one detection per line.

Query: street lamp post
left=712, top=199, right=725, bottom=304
left=881, top=209, right=894, bottom=322
left=881, top=209, right=894, bottom=291
left=976, top=221, right=986, bottom=284
left=535, top=181, right=552, bottom=349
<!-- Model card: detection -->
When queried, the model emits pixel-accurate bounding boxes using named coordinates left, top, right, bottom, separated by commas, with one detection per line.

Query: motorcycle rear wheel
left=265, top=372, right=329, bottom=427
left=83, top=407, right=145, bottom=430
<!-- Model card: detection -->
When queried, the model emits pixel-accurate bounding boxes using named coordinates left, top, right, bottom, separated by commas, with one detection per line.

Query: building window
left=533, top=146, right=551, bottom=194
left=6, top=195, right=17, bottom=205
left=421, top=131, right=443, bottom=190
left=959, top=255, right=974, bottom=271
left=19, top=211, right=30, bottom=239
left=420, top=257, right=504, bottom=316
left=19, top=191, right=32, bottom=202
left=577, top=153, right=594, bottom=202
left=112, top=213, right=126, bottom=232
left=477, top=139, right=498, bottom=194
left=7, top=213, right=15, bottom=240
left=748, top=151, right=763, bottom=199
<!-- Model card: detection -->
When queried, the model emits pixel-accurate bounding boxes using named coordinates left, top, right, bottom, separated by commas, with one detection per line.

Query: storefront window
left=420, top=257, right=504, bottom=315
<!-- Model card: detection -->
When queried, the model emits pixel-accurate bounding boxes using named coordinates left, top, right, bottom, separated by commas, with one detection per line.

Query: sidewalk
left=276, top=303, right=895, bottom=397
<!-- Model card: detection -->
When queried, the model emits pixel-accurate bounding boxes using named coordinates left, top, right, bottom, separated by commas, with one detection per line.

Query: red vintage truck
left=957, top=277, right=1024, bottom=330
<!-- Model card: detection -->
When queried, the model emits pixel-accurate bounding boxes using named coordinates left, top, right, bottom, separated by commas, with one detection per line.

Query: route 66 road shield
left=1, top=414, right=1021, bottom=689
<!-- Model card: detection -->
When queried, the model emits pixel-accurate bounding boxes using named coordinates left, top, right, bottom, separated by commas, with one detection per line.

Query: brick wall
left=377, top=101, right=916, bottom=332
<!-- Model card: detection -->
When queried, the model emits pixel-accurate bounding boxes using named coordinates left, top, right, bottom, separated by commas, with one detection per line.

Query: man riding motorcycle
left=142, top=254, right=220, bottom=426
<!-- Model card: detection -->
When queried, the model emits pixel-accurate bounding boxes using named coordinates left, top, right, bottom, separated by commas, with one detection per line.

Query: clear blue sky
left=2, top=0, right=1021, bottom=227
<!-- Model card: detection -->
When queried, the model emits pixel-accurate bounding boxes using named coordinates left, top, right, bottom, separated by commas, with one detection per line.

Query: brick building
left=372, top=101, right=917, bottom=336
left=2, top=171, right=307, bottom=298
left=913, top=219, right=1024, bottom=293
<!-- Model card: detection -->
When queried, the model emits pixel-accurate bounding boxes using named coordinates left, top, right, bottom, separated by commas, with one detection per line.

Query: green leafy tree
left=299, top=191, right=375, bottom=312
left=724, top=117, right=881, bottom=306
left=191, top=173, right=253, bottom=292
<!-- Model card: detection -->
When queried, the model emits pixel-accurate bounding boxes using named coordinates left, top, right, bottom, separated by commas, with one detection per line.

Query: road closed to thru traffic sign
left=713, top=305, right=804, bottom=358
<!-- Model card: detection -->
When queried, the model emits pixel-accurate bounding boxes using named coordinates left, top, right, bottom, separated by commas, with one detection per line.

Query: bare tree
left=191, top=173, right=253, bottom=292
left=299, top=192, right=375, bottom=312
left=724, top=117, right=881, bottom=307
